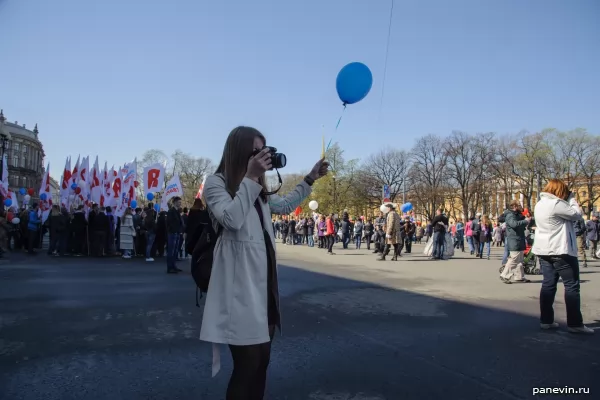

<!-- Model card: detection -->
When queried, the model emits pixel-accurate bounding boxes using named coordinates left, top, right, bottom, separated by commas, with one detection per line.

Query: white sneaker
left=540, top=322, right=559, bottom=330
left=567, top=326, right=594, bottom=334
left=146, top=258, right=154, bottom=262
left=122, top=255, right=131, bottom=259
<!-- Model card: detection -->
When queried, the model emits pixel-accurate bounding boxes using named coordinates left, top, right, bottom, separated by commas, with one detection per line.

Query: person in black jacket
left=364, top=218, right=374, bottom=250
left=404, top=217, right=415, bottom=254
left=430, top=209, right=449, bottom=260
left=575, top=218, right=587, bottom=268
left=91, top=207, right=110, bottom=257
left=48, top=205, right=67, bottom=256
left=71, top=206, right=87, bottom=256
left=185, top=198, right=210, bottom=256
left=166, top=197, right=183, bottom=274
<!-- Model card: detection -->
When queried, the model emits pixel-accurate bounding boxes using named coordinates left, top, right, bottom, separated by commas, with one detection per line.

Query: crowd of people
left=0, top=196, right=206, bottom=274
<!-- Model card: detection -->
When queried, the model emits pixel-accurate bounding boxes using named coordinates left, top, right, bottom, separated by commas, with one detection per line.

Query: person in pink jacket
left=465, top=217, right=474, bottom=255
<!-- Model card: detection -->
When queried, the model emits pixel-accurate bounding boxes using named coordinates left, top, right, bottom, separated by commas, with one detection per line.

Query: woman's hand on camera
left=246, top=148, right=272, bottom=181
left=309, top=158, right=330, bottom=181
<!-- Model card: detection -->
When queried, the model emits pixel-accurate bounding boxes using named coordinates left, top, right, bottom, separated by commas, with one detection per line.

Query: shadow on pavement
left=0, top=257, right=598, bottom=400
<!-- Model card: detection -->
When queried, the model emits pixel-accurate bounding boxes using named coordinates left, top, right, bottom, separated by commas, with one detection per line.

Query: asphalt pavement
left=1, top=243, right=599, bottom=400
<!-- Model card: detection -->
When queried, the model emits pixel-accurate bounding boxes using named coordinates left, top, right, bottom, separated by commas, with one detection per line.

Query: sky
left=1, top=0, right=599, bottom=181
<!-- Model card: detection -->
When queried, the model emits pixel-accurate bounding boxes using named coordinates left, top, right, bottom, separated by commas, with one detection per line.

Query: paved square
left=1, top=243, right=598, bottom=399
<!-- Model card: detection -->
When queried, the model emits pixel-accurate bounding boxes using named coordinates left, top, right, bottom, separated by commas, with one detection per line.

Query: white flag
left=143, top=163, right=165, bottom=194
left=160, top=174, right=183, bottom=211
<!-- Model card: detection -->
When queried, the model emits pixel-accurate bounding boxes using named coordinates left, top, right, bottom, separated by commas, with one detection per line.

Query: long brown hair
left=191, top=197, right=205, bottom=211
left=216, top=126, right=269, bottom=202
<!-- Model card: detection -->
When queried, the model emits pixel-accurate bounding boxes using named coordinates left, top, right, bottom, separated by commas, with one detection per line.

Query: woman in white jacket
left=532, top=179, right=593, bottom=334
left=201, top=126, right=329, bottom=399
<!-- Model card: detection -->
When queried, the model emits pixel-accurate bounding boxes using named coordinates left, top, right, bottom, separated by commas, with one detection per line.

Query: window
left=13, top=143, right=19, bottom=152
left=22, top=144, right=27, bottom=154
left=12, top=154, right=19, bottom=167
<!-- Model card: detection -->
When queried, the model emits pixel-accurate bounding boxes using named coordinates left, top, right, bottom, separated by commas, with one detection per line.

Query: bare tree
left=172, top=150, right=214, bottom=206
left=570, top=129, right=600, bottom=217
left=444, top=131, right=495, bottom=219
left=357, top=148, right=411, bottom=205
left=408, top=134, right=449, bottom=221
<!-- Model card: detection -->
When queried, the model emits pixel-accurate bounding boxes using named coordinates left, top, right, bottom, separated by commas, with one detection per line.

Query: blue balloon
left=154, top=203, right=160, bottom=212
left=147, top=193, right=154, bottom=201
left=71, top=183, right=77, bottom=190
left=130, top=200, right=138, bottom=208
left=19, top=188, right=26, bottom=195
left=336, top=62, right=373, bottom=105
left=400, top=203, right=409, bottom=213
left=4, top=198, right=12, bottom=207
left=405, top=202, right=413, bottom=211
left=40, top=193, right=47, bottom=201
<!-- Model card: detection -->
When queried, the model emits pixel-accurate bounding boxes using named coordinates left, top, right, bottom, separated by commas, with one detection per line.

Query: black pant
left=405, top=237, right=412, bottom=253
left=92, top=231, right=107, bottom=256
left=472, top=236, right=480, bottom=255
left=327, top=235, right=335, bottom=253
left=27, top=230, right=37, bottom=253
left=318, top=236, right=325, bottom=248
left=227, top=327, right=274, bottom=400
left=539, top=255, right=583, bottom=328
left=365, top=234, right=372, bottom=250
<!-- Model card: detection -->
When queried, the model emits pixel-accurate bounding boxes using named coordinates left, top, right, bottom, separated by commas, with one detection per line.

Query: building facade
left=0, top=109, right=45, bottom=198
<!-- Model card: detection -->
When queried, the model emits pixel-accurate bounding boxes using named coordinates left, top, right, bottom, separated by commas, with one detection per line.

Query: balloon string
left=377, top=0, right=395, bottom=130
left=326, top=105, right=346, bottom=152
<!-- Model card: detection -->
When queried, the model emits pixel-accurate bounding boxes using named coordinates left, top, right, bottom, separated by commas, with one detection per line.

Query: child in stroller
left=522, top=229, right=541, bottom=274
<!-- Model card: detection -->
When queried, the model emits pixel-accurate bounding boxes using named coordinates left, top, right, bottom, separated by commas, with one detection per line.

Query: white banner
left=143, top=163, right=165, bottom=194
left=160, top=174, right=183, bottom=211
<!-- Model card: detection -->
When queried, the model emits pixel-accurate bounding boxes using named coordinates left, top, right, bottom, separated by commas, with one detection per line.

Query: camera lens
left=274, top=153, right=286, bottom=169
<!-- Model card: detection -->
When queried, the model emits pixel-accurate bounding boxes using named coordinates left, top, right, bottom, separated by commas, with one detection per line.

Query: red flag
left=294, top=206, right=302, bottom=216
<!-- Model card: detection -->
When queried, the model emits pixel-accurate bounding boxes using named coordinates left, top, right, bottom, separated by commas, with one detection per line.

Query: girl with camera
left=200, top=126, right=329, bottom=399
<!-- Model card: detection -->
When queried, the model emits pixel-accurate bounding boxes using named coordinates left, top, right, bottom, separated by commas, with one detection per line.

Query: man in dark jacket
left=574, top=218, right=587, bottom=268
left=364, top=218, right=374, bottom=251
left=404, top=217, right=416, bottom=254
left=430, top=209, right=449, bottom=260
left=341, top=213, right=352, bottom=249
left=144, top=207, right=157, bottom=262
left=500, top=200, right=531, bottom=283
left=586, top=214, right=599, bottom=260
left=166, top=197, right=183, bottom=273
left=471, top=213, right=482, bottom=257
left=374, top=212, right=386, bottom=252
left=91, top=207, right=110, bottom=257
left=287, top=217, right=296, bottom=245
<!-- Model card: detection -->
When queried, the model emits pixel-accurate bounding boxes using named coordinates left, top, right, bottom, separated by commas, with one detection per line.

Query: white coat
left=200, top=174, right=311, bottom=371
left=531, top=192, right=583, bottom=258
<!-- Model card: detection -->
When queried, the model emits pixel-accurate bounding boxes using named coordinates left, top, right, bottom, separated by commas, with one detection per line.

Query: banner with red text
left=160, top=174, right=183, bottom=211
left=143, top=163, right=165, bottom=194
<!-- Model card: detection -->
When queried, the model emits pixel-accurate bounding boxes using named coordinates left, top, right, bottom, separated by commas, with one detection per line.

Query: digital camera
left=253, top=146, right=287, bottom=170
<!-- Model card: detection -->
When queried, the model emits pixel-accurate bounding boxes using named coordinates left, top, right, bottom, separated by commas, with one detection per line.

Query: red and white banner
left=90, top=156, right=102, bottom=205
left=69, top=155, right=80, bottom=190
left=0, top=154, right=8, bottom=198
left=160, top=174, right=183, bottom=211
left=39, top=163, right=52, bottom=223
left=60, top=156, right=71, bottom=207
left=8, top=190, right=19, bottom=210
left=143, top=163, right=165, bottom=194
left=196, top=176, right=207, bottom=200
